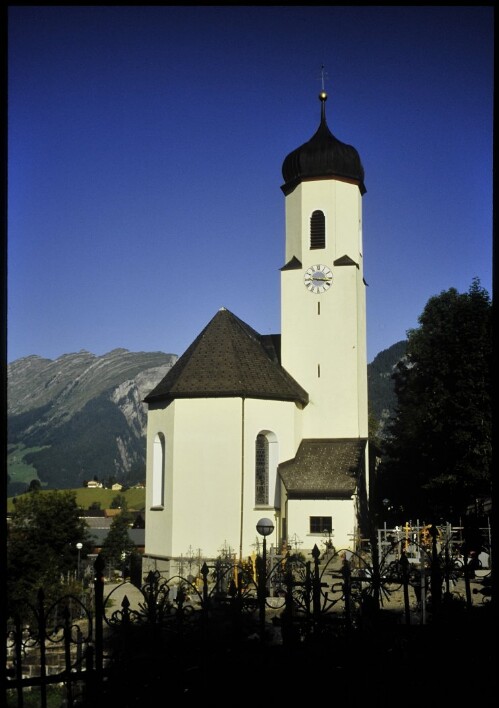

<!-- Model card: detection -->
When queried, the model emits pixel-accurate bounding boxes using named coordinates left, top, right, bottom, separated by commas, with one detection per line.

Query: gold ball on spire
left=319, top=91, right=327, bottom=102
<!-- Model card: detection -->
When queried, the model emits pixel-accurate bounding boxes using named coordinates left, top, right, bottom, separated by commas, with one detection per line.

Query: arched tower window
left=255, top=433, right=269, bottom=505
left=310, top=210, right=326, bottom=249
left=152, top=433, right=165, bottom=508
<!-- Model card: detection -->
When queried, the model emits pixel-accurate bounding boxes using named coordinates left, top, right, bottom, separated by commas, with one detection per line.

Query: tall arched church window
left=310, top=210, right=325, bottom=249
left=152, top=433, right=165, bottom=508
left=255, top=433, right=269, bottom=505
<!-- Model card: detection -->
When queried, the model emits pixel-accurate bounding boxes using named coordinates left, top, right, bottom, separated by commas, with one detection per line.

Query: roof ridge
left=144, top=309, right=308, bottom=405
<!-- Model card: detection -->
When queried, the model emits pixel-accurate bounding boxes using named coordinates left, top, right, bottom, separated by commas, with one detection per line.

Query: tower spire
left=319, top=64, right=328, bottom=120
left=320, top=64, right=328, bottom=93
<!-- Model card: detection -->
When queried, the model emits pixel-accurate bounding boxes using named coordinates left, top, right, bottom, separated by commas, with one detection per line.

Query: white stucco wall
left=145, top=396, right=302, bottom=561
left=239, top=398, right=297, bottom=559
left=285, top=497, right=357, bottom=555
left=281, top=178, right=367, bottom=439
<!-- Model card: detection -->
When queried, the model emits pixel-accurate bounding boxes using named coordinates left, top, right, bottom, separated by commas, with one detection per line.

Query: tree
left=378, top=279, right=492, bottom=523
left=368, top=411, right=382, bottom=448
left=7, top=490, right=90, bottom=615
left=101, top=506, right=135, bottom=571
left=110, top=493, right=127, bottom=509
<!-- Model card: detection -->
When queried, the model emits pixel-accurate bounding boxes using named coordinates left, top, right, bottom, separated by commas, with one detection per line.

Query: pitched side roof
left=84, top=517, right=113, bottom=529
left=88, top=528, right=145, bottom=548
left=144, top=308, right=308, bottom=406
left=279, top=439, right=367, bottom=498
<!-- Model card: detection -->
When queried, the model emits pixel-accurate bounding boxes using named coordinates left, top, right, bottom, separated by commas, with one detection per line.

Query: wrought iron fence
left=5, top=527, right=492, bottom=707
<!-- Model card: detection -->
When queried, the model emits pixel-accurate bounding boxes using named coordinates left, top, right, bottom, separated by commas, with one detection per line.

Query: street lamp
left=76, top=542, right=83, bottom=580
left=257, top=518, right=275, bottom=581
left=256, top=517, right=274, bottom=637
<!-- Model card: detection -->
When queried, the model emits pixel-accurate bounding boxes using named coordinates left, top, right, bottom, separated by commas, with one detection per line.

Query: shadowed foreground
left=97, top=602, right=494, bottom=705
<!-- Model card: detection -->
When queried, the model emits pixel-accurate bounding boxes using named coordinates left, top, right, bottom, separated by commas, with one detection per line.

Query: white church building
left=143, top=90, right=370, bottom=573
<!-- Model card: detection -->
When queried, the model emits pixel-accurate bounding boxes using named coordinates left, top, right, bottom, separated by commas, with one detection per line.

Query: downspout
left=239, top=397, right=245, bottom=561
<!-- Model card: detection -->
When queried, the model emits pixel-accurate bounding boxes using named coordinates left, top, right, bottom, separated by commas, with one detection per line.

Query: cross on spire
left=320, top=64, right=329, bottom=92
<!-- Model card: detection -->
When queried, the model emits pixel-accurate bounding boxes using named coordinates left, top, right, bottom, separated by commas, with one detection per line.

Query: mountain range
left=7, top=342, right=406, bottom=496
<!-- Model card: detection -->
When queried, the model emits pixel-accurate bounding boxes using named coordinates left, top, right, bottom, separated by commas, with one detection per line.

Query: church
left=142, top=89, right=370, bottom=573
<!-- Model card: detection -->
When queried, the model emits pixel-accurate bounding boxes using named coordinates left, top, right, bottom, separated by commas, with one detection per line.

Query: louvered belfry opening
left=310, top=210, right=325, bottom=249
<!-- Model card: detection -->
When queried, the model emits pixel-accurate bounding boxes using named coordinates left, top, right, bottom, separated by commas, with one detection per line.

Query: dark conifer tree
left=378, top=279, right=492, bottom=523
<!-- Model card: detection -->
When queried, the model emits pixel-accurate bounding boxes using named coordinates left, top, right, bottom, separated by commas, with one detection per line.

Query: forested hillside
left=367, top=340, right=407, bottom=437
left=7, top=349, right=177, bottom=494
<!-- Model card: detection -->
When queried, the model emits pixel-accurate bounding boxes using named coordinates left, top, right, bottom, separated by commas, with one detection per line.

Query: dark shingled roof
left=281, top=92, right=366, bottom=196
left=144, top=308, right=309, bottom=406
left=279, top=439, right=367, bottom=498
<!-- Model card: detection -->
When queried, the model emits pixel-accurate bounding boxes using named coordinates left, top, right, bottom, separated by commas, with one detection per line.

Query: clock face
left=304, top=264, right=333, bottom=294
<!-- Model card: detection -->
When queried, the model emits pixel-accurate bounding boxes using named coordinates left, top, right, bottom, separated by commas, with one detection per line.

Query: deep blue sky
left=8, top=6, right=494, bottom=365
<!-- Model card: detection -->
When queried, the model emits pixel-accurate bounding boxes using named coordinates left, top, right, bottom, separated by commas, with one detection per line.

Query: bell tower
left=280, top=91, right=368, bottom=440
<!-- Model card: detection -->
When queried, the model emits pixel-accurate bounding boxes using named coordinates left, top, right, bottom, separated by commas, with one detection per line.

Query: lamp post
left=256, top=517, right=274, bottom=638
left=121, top=551, right=127, bottom=581
left=76, top=542, right=83, bottom=580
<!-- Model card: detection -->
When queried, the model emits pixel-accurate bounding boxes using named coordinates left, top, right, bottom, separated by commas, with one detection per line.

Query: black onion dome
left=281, top=91, right=366, bottom=195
